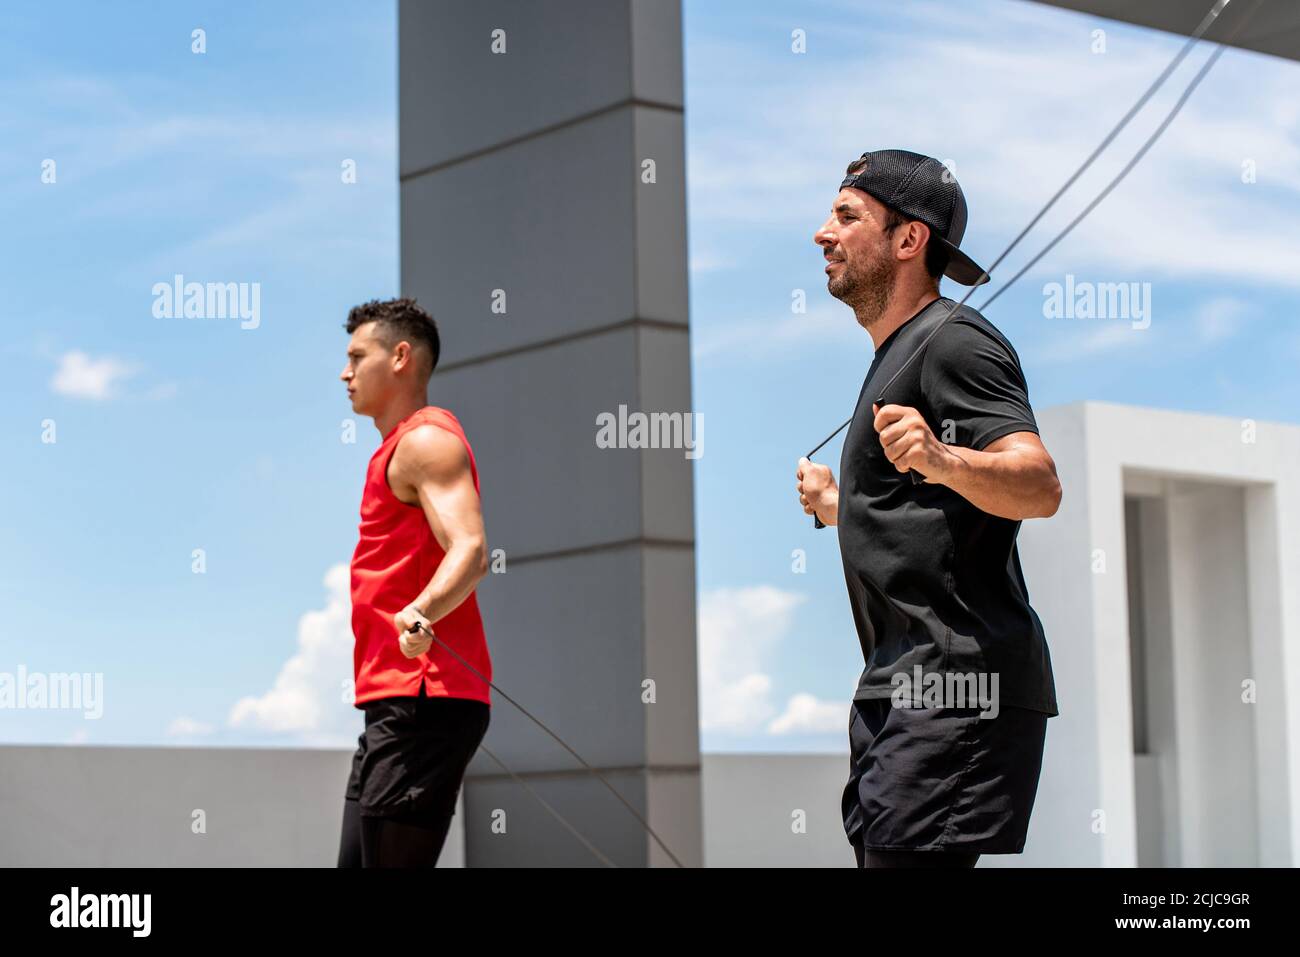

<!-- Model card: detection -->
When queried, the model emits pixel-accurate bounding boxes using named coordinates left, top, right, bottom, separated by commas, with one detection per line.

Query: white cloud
left=166, top=717, right=215, bottom=737
left=699, top=586, right=804, bottom=732
left=228, top=563, right=356, bottom=745
left=1194, top=296, right=1248, bottom=343
left=768, top=692, right=845, bottom=735
left=50, top=350, right=137, bottom=400
left=700, top=585, right=846, bottom=737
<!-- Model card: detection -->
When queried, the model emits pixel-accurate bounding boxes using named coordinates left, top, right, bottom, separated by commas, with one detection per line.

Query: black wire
left=475, top=741, right=618, bottom=868
left=412, top=622, right=686, bottom=868
left=977, top=9, right=1257, bottom=311
left=804, top=0, right=1239, bottom=461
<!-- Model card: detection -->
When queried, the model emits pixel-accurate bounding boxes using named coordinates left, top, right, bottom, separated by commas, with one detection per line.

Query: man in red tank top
left=334, top=297, right=492, bottom=869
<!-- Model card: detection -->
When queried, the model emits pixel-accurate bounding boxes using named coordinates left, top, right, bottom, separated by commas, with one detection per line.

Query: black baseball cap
left=839, top=149, right=990, bottom=286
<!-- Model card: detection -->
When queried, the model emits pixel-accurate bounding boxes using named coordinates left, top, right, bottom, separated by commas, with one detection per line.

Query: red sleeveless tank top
left=349, top=406, right=492, bottom=707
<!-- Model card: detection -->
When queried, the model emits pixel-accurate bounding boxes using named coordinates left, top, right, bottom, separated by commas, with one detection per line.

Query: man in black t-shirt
left=796, top=150, right=1062, bottom=869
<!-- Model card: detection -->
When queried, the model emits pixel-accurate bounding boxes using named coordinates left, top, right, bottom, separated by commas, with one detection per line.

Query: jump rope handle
left=877, top=393, right=926, bottom=486
left=809, top=456, right=828, bottom=529
left=810, top=398, right=923, bottom=529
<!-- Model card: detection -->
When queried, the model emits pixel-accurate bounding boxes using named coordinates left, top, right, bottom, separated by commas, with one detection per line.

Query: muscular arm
left=874, top=405, right=1061, bottom=521
left=388, top=423, right=489, bottom=625
left=900, top=317, right=1061, bottom=521
left=930, top=430, right=1061, bottom=520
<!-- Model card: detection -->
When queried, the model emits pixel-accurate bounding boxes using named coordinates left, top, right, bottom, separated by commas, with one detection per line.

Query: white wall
left=0, top=743, right=369, bottom=866
left=0, top=743, right=471, bottom=867
left=1019, top=402, right=1300, bottom=867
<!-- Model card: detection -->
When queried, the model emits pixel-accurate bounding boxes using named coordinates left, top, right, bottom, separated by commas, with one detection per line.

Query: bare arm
left=931, top=431, right=1061, bottom=520
left=388, top=424, right=488, bottom=642
left=874, top=403, right=1061, bottom=521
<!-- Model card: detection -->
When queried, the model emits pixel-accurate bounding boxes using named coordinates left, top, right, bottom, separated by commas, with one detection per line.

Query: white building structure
left=1018, top=402, right=1299, bottom=868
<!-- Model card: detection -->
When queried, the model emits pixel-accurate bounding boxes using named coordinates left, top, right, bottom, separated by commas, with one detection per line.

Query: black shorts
left=345, top=686, right=490, bottom=825
left=842, top=697, right=1048, bottom=855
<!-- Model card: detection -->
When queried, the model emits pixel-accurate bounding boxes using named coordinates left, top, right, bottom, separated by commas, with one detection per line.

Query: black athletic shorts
left=842, top=697, right=1049, bottom=854
left=345, top=686, right=490, bottom=824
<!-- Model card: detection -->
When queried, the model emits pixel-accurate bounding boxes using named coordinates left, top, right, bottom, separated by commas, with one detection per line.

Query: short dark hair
left=345, top=297, right=440, bottom=376
left=879, top=205, right=950, bottom=282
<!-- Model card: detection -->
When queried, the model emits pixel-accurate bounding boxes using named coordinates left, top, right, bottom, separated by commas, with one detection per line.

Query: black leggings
left=854, top=840, right=980, bottom=869
left=337, top=796, right=455, bottom=868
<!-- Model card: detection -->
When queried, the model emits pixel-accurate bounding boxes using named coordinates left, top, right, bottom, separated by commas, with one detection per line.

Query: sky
left=2, top=0, right=1297, bottom=754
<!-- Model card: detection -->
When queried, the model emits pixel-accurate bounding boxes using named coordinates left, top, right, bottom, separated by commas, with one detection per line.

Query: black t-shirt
left=836, top=297, right=1059, bottom=716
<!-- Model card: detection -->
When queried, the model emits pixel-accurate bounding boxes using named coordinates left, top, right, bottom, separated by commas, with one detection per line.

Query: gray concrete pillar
left=399, top=0, right=701, bottom=867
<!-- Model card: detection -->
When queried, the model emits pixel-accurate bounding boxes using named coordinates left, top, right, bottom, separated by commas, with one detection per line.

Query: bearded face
left=826, top=226, right=897, bottom=327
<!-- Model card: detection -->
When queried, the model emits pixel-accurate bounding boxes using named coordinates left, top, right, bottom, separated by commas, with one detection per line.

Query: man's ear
left=392, top=340, right=413, bottom=372
left=898, top=220, right=930, bottom=264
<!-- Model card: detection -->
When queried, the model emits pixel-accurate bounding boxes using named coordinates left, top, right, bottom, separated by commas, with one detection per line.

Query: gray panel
left=463, top=766, right=699, bottom=867
left=636, top=324, right=696, bottom=542
left=402, top=108, right=641, bottom=367
left=1024, top=0, right=1300, bottom=63
left=634, top=105, right=690, bottom=323
left=0, top=745, right=406, bottom=867
left=643, top=545, right=701, bottom=767
left=645, top=767, right=703, bottom=867
left=467, top=546, right=650, bottom=772
left=464, top=767, right=651, bottom=867
left=399, top=0, right=634, bottom=174
left=400, top=0, right=700, bottom=868
left=631, top=0, right=685, bottom=105
left=431, top=327, right=662, bottom=558
left=702, top=754, right=855, bottom=868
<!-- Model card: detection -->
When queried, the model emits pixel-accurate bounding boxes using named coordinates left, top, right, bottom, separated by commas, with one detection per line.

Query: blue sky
left=0, top=1, right=398, bottom=748
left=2, top=0, right=1297, bottom=753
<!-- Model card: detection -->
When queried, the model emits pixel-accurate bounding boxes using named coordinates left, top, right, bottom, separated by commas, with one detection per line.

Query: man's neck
left=374, top=394, right=427, bottom=439
left=858, top=286, right=942, bottom=351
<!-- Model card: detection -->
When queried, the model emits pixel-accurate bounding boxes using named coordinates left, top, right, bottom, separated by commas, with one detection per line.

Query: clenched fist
left=872, top=403, right=959, bottom=482
left=796, top=456, right=839, bottom=526
left=394, top=604, right=434, bottom=658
